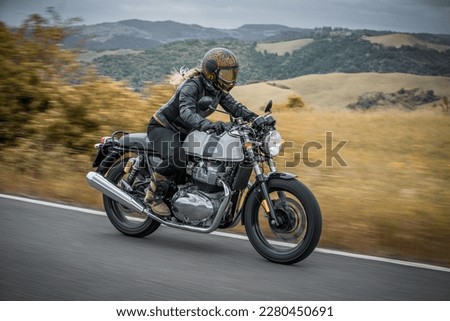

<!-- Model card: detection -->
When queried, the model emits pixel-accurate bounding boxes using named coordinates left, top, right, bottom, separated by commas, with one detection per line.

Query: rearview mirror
left=197, top=96, right=213, bottom=111
left=264, top=100, right=273, bottom=114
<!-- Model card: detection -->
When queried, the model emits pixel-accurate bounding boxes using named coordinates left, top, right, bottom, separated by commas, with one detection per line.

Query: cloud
left=419, top=0, right=450, bottom=6
left=0, top=0, right=449, bottom=33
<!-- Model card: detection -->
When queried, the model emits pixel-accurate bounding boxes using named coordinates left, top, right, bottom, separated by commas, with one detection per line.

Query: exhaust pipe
left=85, top=171, right=230, bottom=234
left=86, top=171, right=146, bottom=213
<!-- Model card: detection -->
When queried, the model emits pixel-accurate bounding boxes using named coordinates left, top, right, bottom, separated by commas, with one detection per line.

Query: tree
left=0, top=11, right=80, bottom=148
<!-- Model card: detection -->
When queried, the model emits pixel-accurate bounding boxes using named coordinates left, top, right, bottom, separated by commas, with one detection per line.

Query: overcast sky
left=0, top=0, right=449, bottom=34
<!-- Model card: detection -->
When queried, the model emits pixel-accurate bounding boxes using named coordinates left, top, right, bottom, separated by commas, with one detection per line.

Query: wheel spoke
left=256, top=191, right=307, bottom=251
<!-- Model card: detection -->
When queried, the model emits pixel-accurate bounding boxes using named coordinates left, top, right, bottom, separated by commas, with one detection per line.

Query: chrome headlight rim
left=264, top=130, right=283, bottom=157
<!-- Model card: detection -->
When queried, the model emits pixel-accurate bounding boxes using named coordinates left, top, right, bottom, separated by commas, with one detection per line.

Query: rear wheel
left=244, top=178, right=322, bottom=264
left=103, top=160, right=160, bottom=237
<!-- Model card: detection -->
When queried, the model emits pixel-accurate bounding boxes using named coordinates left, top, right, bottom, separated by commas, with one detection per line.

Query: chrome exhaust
left=85, top=171, right=231, bottom=234
left=86, top=171, right=146, bottom=214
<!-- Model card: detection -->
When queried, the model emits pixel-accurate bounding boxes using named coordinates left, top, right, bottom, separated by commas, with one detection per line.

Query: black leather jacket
left=152, top=75, right=257, bottom=136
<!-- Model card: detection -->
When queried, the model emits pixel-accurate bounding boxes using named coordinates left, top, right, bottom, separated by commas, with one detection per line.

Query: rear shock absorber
left=126, top=154, right=143, bottom=185
left=119, top=155, right=143, bottom=192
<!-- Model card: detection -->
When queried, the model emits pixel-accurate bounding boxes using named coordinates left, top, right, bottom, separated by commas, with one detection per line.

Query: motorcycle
left=86, top=99, right=322, bottom=264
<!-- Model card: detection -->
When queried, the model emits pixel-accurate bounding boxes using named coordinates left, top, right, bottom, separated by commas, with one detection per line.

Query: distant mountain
left=63, top=20, right=309, bottom=50
left=64, top=20, right=450, bottom=89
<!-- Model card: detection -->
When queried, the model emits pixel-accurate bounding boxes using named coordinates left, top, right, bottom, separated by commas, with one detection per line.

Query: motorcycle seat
left=118, top=133, right=156, bottom=153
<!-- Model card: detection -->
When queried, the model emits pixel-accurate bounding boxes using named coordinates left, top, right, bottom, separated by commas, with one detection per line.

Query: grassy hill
left=255, top=38, right=314, bottom=55
left=90, top=31, right=450, bottom=89
left=363, top=34, right=450, bottom=52
left=232, top=72, right=450, bottom=110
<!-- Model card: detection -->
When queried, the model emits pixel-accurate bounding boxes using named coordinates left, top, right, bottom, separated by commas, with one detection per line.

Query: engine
left=171, top=184, right=223, bottom=225
left=171, top=157, right=253, bottom=225
left=187, top=160, right=226, bottom=193
left=170, top=160, right=229, bottom=225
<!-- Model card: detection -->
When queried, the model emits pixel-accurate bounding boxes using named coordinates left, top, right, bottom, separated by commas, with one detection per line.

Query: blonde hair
left=168, top=66, right=202, bottom=86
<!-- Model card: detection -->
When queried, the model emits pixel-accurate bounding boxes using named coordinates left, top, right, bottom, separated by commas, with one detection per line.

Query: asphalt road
left=0, top=195, right=449, bottom=301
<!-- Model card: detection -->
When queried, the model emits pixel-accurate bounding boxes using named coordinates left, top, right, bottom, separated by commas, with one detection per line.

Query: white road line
left=0, top=193, right=106, bottom=216
left=1, top=193, right=449, bottom=273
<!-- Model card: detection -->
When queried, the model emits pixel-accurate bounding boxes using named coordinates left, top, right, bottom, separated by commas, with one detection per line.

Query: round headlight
left=264, top=130, right=283, bottom=156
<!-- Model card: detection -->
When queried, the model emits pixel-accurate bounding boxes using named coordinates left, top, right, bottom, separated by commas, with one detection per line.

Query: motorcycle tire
left=244, top=178, right=322, bottom=265
left=103, top=160, right=160, bottom=238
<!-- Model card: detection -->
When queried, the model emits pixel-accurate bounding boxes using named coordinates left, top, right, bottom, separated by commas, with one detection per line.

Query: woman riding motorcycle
left=145, top=48, right=258, bottom=216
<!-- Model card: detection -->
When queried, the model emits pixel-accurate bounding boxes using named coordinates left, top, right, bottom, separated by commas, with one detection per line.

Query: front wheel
left=244, top=178, right=322, bottom=264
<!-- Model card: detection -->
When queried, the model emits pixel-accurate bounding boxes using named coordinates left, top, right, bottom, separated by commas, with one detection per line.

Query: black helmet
left=201, top=48, right=239, bottom=92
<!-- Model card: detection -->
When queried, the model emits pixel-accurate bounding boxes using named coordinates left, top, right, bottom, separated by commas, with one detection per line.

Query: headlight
left=264, top=130, right=283, bottom=156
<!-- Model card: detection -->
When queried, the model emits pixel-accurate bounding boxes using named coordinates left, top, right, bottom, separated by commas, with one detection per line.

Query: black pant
left=147, top=118, right=186, bottom=177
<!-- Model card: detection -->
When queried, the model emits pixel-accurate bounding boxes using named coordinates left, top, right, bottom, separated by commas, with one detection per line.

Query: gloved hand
left=247, top=114, right=258, bottom=123
left=201, top=121, right=231, bottom=134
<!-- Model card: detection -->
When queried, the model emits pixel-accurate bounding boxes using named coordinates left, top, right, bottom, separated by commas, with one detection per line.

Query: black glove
left=241, top=110, right=258, bottom=123
left=248, top=114, right=258, bottom=123
left=201, top=121, right=231, bottom=134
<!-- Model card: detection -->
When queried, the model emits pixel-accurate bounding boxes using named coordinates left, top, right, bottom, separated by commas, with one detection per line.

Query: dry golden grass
left=232, top=82, right=304, bottom=111
left=255, top=38, right=314, bottom=55
left=363, top=34, right=450, bottom=52
left=234, top=73, right=450, bottom=111
left=255, top=33, right=450, bottom=56
left=1, top=73, right=449, bottom=267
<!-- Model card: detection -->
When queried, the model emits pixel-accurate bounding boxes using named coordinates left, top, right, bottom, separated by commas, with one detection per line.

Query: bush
left=287, top=95, right=305, bottom=108
left=347, top=88, right=441, bottom=110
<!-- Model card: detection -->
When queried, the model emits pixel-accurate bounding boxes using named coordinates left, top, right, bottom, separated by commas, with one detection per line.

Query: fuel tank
left=183, top=130, right=244, bottom=161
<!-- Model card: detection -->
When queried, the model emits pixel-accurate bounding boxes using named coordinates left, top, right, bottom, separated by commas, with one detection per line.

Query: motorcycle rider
left=145, top=47, right=258, bottom=216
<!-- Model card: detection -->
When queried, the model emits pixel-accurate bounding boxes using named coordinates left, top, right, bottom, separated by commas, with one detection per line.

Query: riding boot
left=144, top=172, right=170, bottom=216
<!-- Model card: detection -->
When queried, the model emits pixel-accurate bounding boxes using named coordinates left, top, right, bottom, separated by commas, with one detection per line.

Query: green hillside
left=92, top=31, right=450, bottom=89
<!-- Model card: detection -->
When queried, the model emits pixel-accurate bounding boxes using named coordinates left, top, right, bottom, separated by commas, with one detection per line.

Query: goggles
left=217, top=67, right=238, bottom=92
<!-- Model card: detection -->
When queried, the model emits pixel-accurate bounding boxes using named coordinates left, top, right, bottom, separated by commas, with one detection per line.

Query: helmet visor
left=217, top=67, right=238, bottom=91
left=218, top=67, right=238, bottom=83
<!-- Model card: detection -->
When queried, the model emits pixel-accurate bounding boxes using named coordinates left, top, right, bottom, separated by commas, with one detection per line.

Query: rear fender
left=96, top=149, right=125, bottom=175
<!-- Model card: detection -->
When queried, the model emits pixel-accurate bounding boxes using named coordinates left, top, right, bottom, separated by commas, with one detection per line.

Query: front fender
left=266, top=172, right=297, bottom=180
left=239, top=172, right=297, bottom=226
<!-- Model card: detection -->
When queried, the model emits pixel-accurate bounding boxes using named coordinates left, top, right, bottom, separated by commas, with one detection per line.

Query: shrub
left=287, top=95, right=305, bottom=108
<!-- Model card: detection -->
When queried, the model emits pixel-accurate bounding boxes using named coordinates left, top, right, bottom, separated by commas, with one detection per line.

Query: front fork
left=243, top=130, right=284, bottom=226
left=251, top=156, right=282, bottom=226
left=269, top=155, right=289, bottom=207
